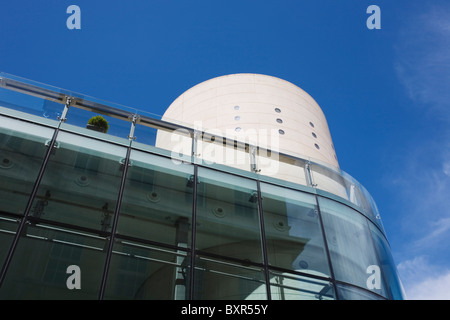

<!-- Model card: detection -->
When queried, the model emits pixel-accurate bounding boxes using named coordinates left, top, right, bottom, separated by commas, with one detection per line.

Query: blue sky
left=1, top=0, right=449, bottom=299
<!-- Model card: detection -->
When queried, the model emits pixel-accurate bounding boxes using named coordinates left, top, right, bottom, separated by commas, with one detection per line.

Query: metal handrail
left=0, top=72, right=382, bottom=227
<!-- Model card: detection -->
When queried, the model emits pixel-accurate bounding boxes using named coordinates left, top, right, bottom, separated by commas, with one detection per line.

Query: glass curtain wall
left=194, top=167, right=265, bottom=299
left=0, top=124, right=128, bottom=299
left=104, top=150, right=194, bottom=300
left=0, top=108, right=404, bottom=300
left=0, top=115, right=57, bottom=294
left=318, top=197, right=383, bottom=294
left=0, top=116, right=55, bottom=216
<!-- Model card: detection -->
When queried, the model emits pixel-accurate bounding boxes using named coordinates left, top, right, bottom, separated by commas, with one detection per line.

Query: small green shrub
left=87, top=115, right=109, bottom=133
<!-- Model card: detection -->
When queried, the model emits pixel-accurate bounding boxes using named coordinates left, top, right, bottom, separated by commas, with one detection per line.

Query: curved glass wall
left=260, top=183, right=330, bottom=278
left=318, top=197, right=385, bottom=296
left=0, top=73, right=405, bottom=300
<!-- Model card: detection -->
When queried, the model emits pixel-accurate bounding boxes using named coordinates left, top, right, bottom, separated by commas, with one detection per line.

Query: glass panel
left=0, top=86, right=63, bottom=120
left=260, top=183, right=330, bottom=277
left=197, top=132, right=251, bottom=173
left=134, top=124, right=158, bottom=148
left=196, top=167, right=262, bottom=263
left=0, top=223, right=106, bottom=299
left=269, top=271, right=335, bottom=300
left=104, top=240, right=190, bottom=300
left=318, top=197, right=385, bottom=295
left=154, top=127, right=193, bottom=159
left=370, top=224, right=406, bottom=300
left=29, top=131, right=127, bottom=231
left=310, top=162, right=384, bottom=231
left=116, top=150, right=193, bottom=247
left=134, top=108, right=175, bottom=149
left=336, top=283, right=385, bottom=300
left=360, top=183, right=384, bottom=230
left=258, top=154, right=308, bottom=186
left=63, top=107, right=132, bottom=140
left=310, top=162, right=349, bottom=201
left=0, top=116, right=55, bottom=215
left=194, top=255, right=266, bottom=300
left=338, top=170, right=381, bottom=225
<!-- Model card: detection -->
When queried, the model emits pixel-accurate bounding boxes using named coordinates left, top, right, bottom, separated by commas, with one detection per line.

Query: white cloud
left=409, top=273, right=450, bottom=300
left=392, top=3, right=450, bottom=241
left=392, top=3, right=450, bottom=232
left=444, top=161, right=450, bottom=177
left=388, top=139, right=450, bottom=300
left=398, top=256, right=450, bottom=300
left=394, top=4, right=450, bottom=122
left=391, top=4, right=450, bottom=300
left=389, top=145, right=450, bottom=253
left=415, top=217, right=450, bottom=248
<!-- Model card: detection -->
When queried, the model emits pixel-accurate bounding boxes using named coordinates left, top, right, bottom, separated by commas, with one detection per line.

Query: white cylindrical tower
left=156, top=73, right=344, bottom=197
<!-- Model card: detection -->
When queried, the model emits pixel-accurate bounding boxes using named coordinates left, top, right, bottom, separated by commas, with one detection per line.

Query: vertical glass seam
left=189, top=164, right=198, bottom=300
left=314, top=194, right=339, bottom=300
left=0, top=101, right=71, bottom=287
left=190, top=132, right=198, bottom=299
left=98, top=138, right=134, bottom=299
left=256, top=180, right=271, bottom=300
left=365, top=218, right=392, bottom=300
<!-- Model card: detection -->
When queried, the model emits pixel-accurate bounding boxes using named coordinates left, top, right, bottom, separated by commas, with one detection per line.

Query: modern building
left=0, top=72, right=405, bottom=300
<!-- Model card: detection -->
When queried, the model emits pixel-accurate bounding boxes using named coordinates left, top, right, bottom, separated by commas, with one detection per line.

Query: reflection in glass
left=261, top=183, right=330, bottom=277
left=0, top=87, right=63, bottom=120
left=370, top=224, right=406, bottom=300
left=269, top=271, right=335, bottom=300
left=319, top=197, right=386, bottom=296
left=336, top=283, right=385, bottom=300
left=194, top=256, right=266, bottom=300
left=0, top=223, right=106, bottom=299
left=104, top=240, right=190, bottom=300
left=29, top=131, right=127, bottom=231
left=196, top=168, right=262, bottom=263
left=117, top=150, right=193, bottom=247
left=0, top=75, right=406, bottom=300
left=62, top=103, right=134, bottom=140
left=133, top=124, right=158, bottom=149
left=0, top=216, right=19, bottom=270
left=0, top=116, right=55, bottom=215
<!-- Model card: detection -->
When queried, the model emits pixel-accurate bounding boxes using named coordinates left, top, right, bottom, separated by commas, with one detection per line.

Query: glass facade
left=0, top=73, right=405, bottom=300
